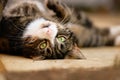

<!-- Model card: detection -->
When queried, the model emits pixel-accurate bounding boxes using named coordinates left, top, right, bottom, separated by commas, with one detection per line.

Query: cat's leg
left=91, top=25, right=120, bottom=46
left=45, top=0, right=93, bottom=27
left=74, top=11, right=93, bottom=28
left=82, top=25, right=120, bottom=47
left=45, top=0, right=71, bottom=22
left=3, top=0, right=44, bottom=18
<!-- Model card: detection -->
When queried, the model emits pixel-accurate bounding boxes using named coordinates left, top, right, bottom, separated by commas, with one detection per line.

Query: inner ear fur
left=65, top=44, right=86, bottom=59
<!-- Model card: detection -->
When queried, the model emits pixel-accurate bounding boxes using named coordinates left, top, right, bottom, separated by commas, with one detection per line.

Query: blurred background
left=61, top=0, right=120, bottom=13
left=60, top=0, right=120, bottom=28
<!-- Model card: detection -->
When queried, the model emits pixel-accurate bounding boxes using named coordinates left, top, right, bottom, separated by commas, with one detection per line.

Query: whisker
left=60, top=17, right=69, bottom=25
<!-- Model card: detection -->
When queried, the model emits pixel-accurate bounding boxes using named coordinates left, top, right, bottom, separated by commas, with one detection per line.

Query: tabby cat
left=0, top=0, right=120, bottom=60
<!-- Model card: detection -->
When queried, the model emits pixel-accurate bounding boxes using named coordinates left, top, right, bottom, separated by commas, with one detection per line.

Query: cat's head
left=22, top=18, right=85, bottom=60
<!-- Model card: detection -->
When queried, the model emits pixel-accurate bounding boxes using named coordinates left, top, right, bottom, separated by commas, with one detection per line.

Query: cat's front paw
left=3, top=1, right=43, bottom=17
left=45, top=0, right=67, bottom=19
left=45, top=0, right=60, bottom=8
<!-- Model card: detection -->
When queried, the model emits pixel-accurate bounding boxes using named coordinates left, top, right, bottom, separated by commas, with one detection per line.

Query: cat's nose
left=46, top=28, right=52, bottom=35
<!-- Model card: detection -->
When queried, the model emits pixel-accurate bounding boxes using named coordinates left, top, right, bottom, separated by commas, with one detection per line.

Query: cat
left=0, top=0, right=86, bottom=60
left=0, top=0, right=120, bottom=60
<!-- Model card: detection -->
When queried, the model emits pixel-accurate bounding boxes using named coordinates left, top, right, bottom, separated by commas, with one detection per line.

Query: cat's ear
left=65, top=44, right=86, bottom=59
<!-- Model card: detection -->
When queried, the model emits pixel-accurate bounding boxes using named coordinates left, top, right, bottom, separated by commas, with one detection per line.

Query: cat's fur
left=0, top=0, right=120, bottom=60
left=0, top=0, right=86, bottom=59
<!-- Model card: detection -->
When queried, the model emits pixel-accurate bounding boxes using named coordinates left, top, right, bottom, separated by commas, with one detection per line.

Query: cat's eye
left=57, top=36, right=66, bottom=42
left=39, top=41, right=47, bottom=49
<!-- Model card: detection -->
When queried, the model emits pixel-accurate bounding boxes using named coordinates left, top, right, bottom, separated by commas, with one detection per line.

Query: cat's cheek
left=64, top=46, right=86, bottom=59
